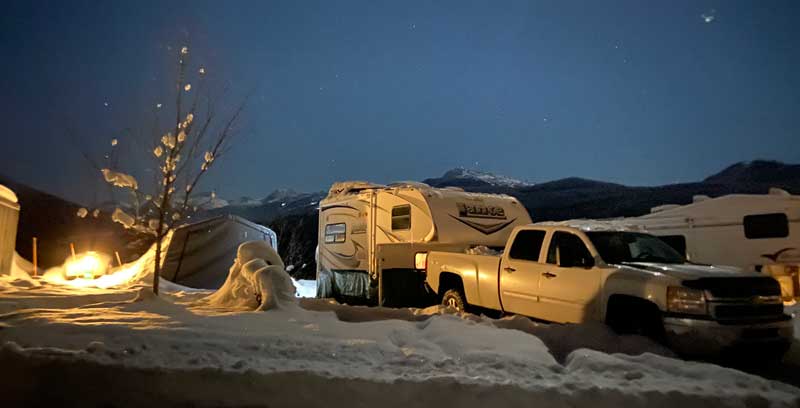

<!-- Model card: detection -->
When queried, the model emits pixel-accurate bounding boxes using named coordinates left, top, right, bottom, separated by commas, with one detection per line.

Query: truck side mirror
left=583, top=257, right=595, bottom=268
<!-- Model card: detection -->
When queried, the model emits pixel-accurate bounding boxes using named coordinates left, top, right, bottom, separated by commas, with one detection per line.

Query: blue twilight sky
left=1, top=0, right=798, bottom=205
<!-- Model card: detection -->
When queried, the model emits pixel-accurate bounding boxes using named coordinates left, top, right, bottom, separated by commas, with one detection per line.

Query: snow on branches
left=93, top=44, right=245, bottom=294
left=101, top=168, right=138, bottom=190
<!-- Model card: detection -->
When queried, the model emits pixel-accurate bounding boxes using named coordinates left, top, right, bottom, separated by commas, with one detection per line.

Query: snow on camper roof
left=534, top=219, right=646, bottom=232
left=645, top=189, right=799, bottom=217
left=0, top=184, right=18, bottom=204
left=325, top=180, right=518, bottom=201
left=327, top=181, right=388, bottom=197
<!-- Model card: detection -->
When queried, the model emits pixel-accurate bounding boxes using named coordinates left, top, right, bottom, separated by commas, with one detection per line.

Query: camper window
left=743, top=213, right=789, bottom=239
left=324, top=223, right=346, bottom=243
left=508, top=230, right=546, bottom=262
left=391, top=205, right=411, bottom=230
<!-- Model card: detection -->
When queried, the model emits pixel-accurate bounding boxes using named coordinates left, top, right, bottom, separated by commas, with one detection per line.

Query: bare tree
left=100, top=45, right=245, bottom=294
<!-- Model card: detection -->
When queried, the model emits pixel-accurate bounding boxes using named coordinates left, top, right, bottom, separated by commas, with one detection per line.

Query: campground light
left=415, top=252, right=428, bottom=270
left=64, top=251, right=109, bottom=280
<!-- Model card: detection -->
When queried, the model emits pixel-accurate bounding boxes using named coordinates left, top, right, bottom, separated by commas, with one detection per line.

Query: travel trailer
left=627, top=189, right=800, bottom=298
left=316, top=181, right=531, bottom=305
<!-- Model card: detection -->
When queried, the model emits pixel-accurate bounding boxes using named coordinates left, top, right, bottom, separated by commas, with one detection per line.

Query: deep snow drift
left=0, top=243, right=799, bottom=407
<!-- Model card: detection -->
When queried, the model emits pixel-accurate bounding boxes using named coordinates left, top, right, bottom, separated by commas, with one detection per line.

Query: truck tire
left=606, top=298, right=665, bottom=341
left=442, top=289, right=467, bottom=312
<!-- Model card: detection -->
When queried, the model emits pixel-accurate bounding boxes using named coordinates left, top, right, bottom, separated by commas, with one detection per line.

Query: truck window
left=547, top=232, right=593, bottom=268
left=324, top=223, right=346, bottom=243
left=508, top=230, right=546, bottom=262
left=658, top=235, right=687, bottom=257
left=743, top=213, right=789, bottom=239
left=392, top=205, right=411, bottom=230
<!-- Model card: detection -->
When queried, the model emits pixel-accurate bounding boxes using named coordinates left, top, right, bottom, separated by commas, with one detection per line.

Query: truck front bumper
left=663, top=315, right=794, bottom=356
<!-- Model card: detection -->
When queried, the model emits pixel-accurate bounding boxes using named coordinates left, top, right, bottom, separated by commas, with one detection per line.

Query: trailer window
left=743, top=213, right=789, bottom=239
left=658, top=235, right=687, bottom=257
left=324, top=223, right=346, bottom=243
left=508, top=230, right=546, bottom=262
left=391, top=205, right=411, bottom=230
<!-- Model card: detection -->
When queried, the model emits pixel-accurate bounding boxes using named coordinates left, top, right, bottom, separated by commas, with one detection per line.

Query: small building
left=0, top=184, right=20, bottom=276
left=161, top=214, right=278, bottom=289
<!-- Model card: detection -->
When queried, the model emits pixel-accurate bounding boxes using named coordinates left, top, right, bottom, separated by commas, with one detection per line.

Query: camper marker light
left=415, top=252, right=428, bottom=270
left=667, top=286, right=707, bottom=315
left=64, top=251, right=108, bottom=280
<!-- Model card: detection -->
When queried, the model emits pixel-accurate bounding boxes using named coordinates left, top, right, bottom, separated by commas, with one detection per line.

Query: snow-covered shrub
left=207, top=241, right=297, bottom=311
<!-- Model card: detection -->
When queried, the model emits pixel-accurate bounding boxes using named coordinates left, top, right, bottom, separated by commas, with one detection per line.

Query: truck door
left=536, top=231, right=602, bottom=323
left=499, top=229, right=547, bottom=315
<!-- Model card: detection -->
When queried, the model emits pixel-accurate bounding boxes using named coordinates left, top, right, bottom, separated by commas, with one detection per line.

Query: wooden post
left=115, top=251, right=122, bottom=267
left=69, top=243, right=76, bottom=260
left=378, top=254, right=383, bottom=307
left=32, top=237, right=38, bottom=276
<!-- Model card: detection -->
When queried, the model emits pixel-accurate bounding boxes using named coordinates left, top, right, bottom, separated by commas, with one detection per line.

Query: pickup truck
left=421, top=221, right=794, bottom=355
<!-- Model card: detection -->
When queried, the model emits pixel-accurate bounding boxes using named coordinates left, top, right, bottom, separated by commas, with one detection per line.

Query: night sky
left=1, top=1, right=798, bottom=205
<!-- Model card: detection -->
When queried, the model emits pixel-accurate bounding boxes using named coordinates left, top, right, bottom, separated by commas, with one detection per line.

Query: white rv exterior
left=628, top=189, right=800, bottom=278
left=316, top=181, right=531, bottom=304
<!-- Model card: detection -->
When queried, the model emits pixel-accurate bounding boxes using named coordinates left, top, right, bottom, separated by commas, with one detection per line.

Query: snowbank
left=1, top=246, right=799, bottom=406
left=0, top=184, right=17, bottom=203
left=205, top=241, right=296, bottom=311
left=293, top=279, right=317, bottom=298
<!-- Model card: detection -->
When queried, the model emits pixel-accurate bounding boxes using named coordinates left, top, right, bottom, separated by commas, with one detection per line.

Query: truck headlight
left=667, top=286, right=707, bottom=315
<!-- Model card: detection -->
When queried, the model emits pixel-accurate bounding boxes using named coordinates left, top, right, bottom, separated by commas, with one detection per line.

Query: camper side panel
left=317, top=194, right=373, bottom=299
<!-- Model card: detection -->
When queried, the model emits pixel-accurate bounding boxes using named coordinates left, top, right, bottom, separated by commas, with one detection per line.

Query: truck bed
left=426, top=251, right=503, bottom=311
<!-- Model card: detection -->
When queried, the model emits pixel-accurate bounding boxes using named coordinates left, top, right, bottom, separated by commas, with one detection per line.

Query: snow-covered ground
left=1, top=249, right=799, bottom=407
left=293, top=278, right=317, bottom=298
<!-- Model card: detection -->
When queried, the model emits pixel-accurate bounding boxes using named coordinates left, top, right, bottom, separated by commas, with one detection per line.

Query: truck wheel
left=607, top=300, right=665, bottom=341
left=442, top=289, right=467, bottom=312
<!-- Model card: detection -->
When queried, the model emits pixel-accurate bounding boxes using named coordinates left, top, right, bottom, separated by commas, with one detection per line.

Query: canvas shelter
left=162, top=214, right=278, bottom=289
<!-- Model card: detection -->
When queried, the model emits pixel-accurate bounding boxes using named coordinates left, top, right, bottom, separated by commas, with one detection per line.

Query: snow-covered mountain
left=424, top=167, right=533, bottom=189
left=262, top=188, right=305, bottom=204
left=188, top=192, right=230, bottom=210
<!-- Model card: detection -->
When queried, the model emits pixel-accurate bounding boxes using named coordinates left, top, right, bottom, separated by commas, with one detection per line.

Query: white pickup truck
left=422, top=221, right=794, bottom=355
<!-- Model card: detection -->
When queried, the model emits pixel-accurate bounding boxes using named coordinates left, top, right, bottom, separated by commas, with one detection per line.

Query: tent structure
left=162, top=214, right=278, bottom=289
left=0, top=184, right=19, bottom=276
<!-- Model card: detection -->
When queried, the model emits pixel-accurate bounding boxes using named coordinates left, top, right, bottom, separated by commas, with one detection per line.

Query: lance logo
left=457, top=202, right=506, bottom=219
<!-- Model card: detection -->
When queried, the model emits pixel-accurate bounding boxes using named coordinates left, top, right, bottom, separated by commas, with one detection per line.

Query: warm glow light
left=64, top=252, right=108, bottom=280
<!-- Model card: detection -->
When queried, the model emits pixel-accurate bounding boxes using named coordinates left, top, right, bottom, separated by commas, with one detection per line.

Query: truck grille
left=683, top=277, right=781, bottom=298
left=712, top=304, right=784, bottom=320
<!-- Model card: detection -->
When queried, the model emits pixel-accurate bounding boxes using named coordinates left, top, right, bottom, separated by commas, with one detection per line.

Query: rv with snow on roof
left=316, top=181, right=531, bottom=305
left=627, top=188, right=800, bottom=298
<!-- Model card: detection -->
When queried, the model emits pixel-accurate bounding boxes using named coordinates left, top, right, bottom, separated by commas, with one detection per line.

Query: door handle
left=503, top=267, right=516, bottom=273
left=542, top=272, right=557, bottom=279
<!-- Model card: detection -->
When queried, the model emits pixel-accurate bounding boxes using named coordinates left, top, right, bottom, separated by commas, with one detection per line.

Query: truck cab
left=424, top=221, right=794, bottom=355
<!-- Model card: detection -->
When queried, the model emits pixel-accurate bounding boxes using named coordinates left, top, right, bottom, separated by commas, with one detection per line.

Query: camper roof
left=643, top=191, right=799, bottom=218
left=327, top=181, right=388, bottom=197
left=325, top=180, right=516, bottom=201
